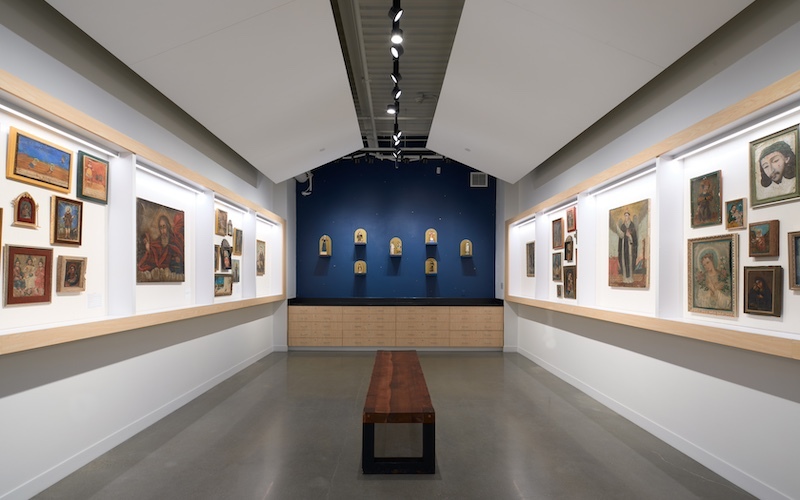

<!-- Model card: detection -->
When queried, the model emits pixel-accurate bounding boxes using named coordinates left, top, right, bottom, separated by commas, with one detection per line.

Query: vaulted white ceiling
left=45, top=0, right=753, bottom=184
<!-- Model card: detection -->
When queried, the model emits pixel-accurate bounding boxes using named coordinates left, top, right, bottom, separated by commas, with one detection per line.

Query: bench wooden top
left=363, top=350, right=435, bottom=424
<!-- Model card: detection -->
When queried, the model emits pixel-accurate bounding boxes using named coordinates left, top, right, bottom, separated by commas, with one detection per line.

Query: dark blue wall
left=296, top=158, right=496, bottom=298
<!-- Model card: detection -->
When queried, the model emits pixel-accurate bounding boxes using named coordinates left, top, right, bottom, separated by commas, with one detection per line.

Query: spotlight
left=390, top=60, right=402, bottom=84
left=390, top=43, right=404, bottom=59
left=392, top=85, right=402, bottom=100
left=388, top=1, right=403, bottom=22
left=391, top=23, right=404, bottom=44
left=386, top=103, right=398, bottom=115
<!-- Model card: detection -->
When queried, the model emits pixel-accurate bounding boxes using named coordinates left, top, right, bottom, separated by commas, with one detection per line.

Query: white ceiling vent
left=470, top=172, right=488, bottom=188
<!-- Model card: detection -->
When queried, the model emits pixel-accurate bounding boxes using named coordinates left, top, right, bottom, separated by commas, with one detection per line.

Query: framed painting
left=749, top=125, right=799, bottom=207
left=563, top=265, right=577, bottom=299
left=566, top=206, right=577, bottom=232
left=526, top=241, right=535, bottom=277
left=50, top=196, right=83, bottom=246
left=788, top=231, right=800, bottom=290
left=354, top=228, right=367, bottom=245
left=552, top=218, right=564, bottom=250
left=256, top=240, right=266, bottom=276
left=136, top=198, right=185, bottom=283
left=232, top=259, right=240, bottom=283
left=690, top=170, right=722, bottom=228
left=552, top=252, right=562, bottom=281
left=227, top=220, right=233, bottom=236
left=743, top=266, right=782, bottom=316
left=233, top=228, right=243, bottom=256
left=214, top=273, right=233, bottom=296
left=556, top=284, right=563, bottom=298
left=564, top=235, right=574, bottom=262
left=6, top=127, right=71, bottom=193
left=214, top=244, right=220, bottom=271
left=748, top=220, right=779, bottom=257
left=56, top=255, right=87, bottom=292
left=215, top=209, right=228, bottom=236
left=687, top=234, right=737, bottom=317
left=608, top=199, right=650, bottom=288
left=5, top=245, right=53, bottom=305
left=76, top=151, right=109, bottom=204
left=220, top=239, right=232, bottom=271
left=12, top=192, right=38, bottom=228
left=724, top=198, right=746, bottom=230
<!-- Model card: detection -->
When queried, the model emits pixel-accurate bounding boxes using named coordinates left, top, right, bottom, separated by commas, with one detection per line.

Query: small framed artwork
left=425, top=258, right=438, bottom=275
left=215, top=209, right=228, bottom=236
left=76, top=151, right=109, bottom=204
left=214, top=273, right=233, bottom=296
left=319, top=235, right=331, bottom=256
left=6, top=127, right=72, bottom=193
left=566, top=206, right=577, bottom=232
left=56, top=255, right=87, bottom=292
left=743, top=266, right=782, bottom=316
left=233, top=228, right=243, bottom=256
left=552, top=252, right=562, bottom=281
left=724, top=198, right=746, bottom=230
left=425, top=228, right=438, bottom=245
left=749, top=220, right=779, bottom=257
left=50, top=196, right=83, bottom=246
left=749, top=125, right=799, bottom=207
left=12, top=192, right=38, bottom=228
left=5, top=245, right=53, bottom=305
left=354, top=228, right=367, bottom=245
left=389, top=237, right=402, bottom=256
left=214, top=244, right=220, bottom=271
left=690, top=170, right=722, bottom=228
left=220, top=239, right=232, bottom=270
left=256, top=240, right=266, bottom=276
left=687, top=234, right=737, bottom=317
left=355, top=260, right=367, bottom=275
left=460, top=239, right=473, bottom=257
left=526, top=241, right=535, bottom=277
left=788, top=231, right=800, bottom=290
left=556, top=284, right=563, bottom=298
left=232, top=260, right=240, bottom=283
left=227, top=220, right=233, bottom=236
left=552, top=218, right=564, bottom=250
left=564, top=235, right=574, bottom=262
left=563, top=265, right=577, bottom=299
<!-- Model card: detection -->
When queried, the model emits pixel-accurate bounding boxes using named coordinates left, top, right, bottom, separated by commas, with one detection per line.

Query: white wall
left=508, top=3, right=800, bottom=499
left=0, top=10, right=285, bottom=500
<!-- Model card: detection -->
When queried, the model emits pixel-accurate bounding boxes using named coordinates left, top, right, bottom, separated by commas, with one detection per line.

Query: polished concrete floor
left=37, top=352, right=754, bottom=499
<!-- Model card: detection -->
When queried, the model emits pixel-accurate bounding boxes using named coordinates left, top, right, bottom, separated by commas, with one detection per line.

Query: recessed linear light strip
left=589, top=165, right=657, bottom=197
left=214, top=197, right=247, bottom=215
left=256, top=214, right=278, bottom=227
left=673, top=101, right=800, bottom=161
left=0, top=102, right=120, bottom=158
left=513, top=216, right=536, bottom=228
left=135, top=163, right=203, bottom=195
left=542, top=198, right=578, bottom=217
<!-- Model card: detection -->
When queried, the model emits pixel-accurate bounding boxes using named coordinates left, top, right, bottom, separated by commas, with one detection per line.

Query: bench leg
left=362, top=422, right=435, bottom=474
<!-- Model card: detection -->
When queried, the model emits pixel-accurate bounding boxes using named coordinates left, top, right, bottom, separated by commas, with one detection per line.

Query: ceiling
left=45, top=0, right=754, bottom=185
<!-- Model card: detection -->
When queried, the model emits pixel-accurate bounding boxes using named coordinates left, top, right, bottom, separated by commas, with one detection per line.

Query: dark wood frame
left=743, top=266, right=782, bottom=316
left=50, top=196, right=83, bottom=246
left=552, top=252, right=562, bottom=281
left=215, top=209, right=228, bottom=236
left=566, top=206, right=577, bottom=232
left=690, top=170, right=722, bottom=228
left=789, top=231, right=800, bottom=290
left=563, top=265, right=577, bottom=299
left=748, top=220, right=780, bottom=257
left=552, top=218, right=564, bottom=249
left=5, top=245, right=53, bottom=305
left=220, top=239, right=232, bottom=271
left=76, top=151, right=109, bottom=204
left=526, top=241, right=535, bottom=277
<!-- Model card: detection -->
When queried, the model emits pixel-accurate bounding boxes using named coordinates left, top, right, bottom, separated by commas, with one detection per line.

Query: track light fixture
left=390, top=43, right=404, bottom=59
left=392, top=85, right=402, bottom=100
left=391, top=23, right=404, bottom=44
left=388, top=0, right=403, bottom=22
left=390, top=60, right=402, bottom=84
left=386, top=103, right=398, bottom=115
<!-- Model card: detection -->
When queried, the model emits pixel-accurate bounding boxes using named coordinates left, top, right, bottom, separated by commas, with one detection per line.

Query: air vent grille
left=470, top=172, right=488, bottom=188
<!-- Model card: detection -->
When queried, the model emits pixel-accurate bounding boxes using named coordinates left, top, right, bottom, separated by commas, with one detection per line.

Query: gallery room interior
left=0, top=0, right=799, bottom=498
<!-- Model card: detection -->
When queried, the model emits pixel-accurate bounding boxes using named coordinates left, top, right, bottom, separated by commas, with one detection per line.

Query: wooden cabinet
left=289, top=304, right=503, bottom=348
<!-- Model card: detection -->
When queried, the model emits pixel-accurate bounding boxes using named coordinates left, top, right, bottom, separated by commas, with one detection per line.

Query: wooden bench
left=362, top=350, right=435, bottom=474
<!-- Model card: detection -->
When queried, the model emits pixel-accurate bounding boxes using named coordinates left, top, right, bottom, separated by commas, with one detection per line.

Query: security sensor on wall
left=295, top=172, right=313, bottom=196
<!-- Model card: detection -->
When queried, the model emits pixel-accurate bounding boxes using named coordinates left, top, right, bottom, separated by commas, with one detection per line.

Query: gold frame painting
left=12, top=192, right=38, bottom=228
left=687, top=234, right=737, bottom=317
left=6, top=127, right=72, bottom=193
left=50, top=196, right=83, bottom=246
left=608, top=199, right=650, bottom=288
